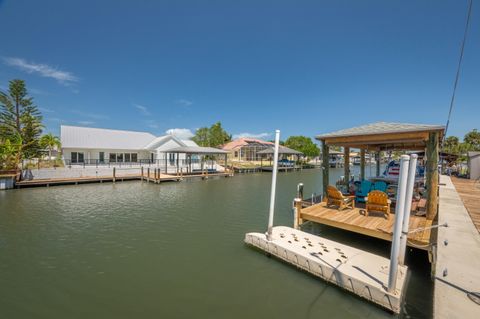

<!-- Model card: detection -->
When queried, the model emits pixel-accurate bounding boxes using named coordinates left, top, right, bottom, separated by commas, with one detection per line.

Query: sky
left=0, top=0, right=478, bottom=141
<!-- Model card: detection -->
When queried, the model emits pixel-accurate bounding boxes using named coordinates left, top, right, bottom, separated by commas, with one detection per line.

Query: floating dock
left=245, top=226, right=408, bottom=313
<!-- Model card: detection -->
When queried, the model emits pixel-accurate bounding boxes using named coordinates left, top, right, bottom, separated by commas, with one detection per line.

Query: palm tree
left=40, top=133, right=61, bottom=159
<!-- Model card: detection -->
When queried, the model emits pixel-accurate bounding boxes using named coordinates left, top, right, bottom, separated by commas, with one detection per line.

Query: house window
left=169, top=153, right=175, bottom=164
left=117, top=153, right=124, bottom=162
left=131, top=153, right=138, bottom=162
left=125, top=153, right=131, bottom=162
left=234, top=151, right=238, bottom=157
left=71, top=152, right=84, bottom=163
left=99, top=152, right=105, bottom=163
left=109, top=153, right=116, bottom=163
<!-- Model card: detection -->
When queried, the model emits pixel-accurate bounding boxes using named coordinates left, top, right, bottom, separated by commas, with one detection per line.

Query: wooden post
left=344, top=147, right=350, bottom=186
left=376, top=151, right=381, bottom=177
left=360, top=148, right=366, bottom=180
left=321, top=140, right=329, bottom=198
left=113, top=167, right=116, bottom=183
left=426, top=131, right=439, bottom=220
left=294, top=198, right=303, bottom=229
left=147, top=167, right=150, bottom=183
left=165, top=155, right=167, bottom=175
left=141, top=166, right=144, bottom=181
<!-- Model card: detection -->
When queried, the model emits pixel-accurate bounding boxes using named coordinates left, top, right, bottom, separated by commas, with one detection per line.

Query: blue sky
left=0, top=0, right=478, bottom=141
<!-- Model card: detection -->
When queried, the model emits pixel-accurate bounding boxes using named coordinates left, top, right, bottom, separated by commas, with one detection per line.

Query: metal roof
left=162, top=146, right=229, bottom=154
left=316, top=122, right=445, bottom=139
left=61, top=125, right=157, bottom=150
left=468, top=151, right=480, bottom=158
left=257, top=145, right=303, bottom=155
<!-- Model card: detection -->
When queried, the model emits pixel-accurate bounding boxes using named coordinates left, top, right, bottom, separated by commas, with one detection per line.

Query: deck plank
left=300, top=202, right=433, bottom=250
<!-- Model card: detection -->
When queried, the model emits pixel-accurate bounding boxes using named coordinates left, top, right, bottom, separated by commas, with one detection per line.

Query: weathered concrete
left=245, top=226, right=407, bottom=313
left=434, top=175, right=480, bottom=319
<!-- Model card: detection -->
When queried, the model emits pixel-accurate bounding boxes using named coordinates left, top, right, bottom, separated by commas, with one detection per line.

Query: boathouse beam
left=426, top=131, right=439, bottom=220
left=321, top=140, right=329, bottom=198
left=344, top=147, right=350, bottom=185
left=375, top=151, right=381, bottom=176
left=360, top=148, right=366, bottom=181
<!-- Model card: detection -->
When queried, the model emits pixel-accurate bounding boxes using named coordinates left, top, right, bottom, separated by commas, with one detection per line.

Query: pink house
left=222, top=138, right=274, bottom=161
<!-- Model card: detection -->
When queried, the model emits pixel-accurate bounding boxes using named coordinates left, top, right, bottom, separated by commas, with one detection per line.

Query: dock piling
left=267, top=129, right=280, bottom=241
left=399, top=154, right=418, bottom=265
left=388, top=155, right=409, bottom=293
left=113, top=167, right=116, bottom=183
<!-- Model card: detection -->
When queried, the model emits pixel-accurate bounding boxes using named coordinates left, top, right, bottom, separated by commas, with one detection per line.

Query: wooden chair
left=365, top=190, right=391, bottom=219
left=326, top=185, right=355, bottom=210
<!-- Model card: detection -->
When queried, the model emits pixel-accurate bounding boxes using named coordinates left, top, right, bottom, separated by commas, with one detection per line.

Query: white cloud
left=77, top=120, right=95, bottom=126
left=175, top=99, right=193, bottom=107
left=133, top=103, right=150, bottom=115
left=166, top=128, right=194, bottom=140
left=233, top=132, right=271, bottom=140
left=39, top=107, right=54, bottom=113
left=3, top=57, right=78, bottom=85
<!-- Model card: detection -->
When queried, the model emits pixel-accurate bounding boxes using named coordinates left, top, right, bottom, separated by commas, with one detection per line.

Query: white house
left=468, top=151, right=480, bottom=180
left=60, top=125, right=198, bottom=166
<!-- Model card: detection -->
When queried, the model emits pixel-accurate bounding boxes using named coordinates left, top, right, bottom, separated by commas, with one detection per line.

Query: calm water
left=0, top=167, right=432, bottom=318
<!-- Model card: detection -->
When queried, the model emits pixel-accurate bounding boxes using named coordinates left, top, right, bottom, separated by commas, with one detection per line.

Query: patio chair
left=355, top=180, right=373, bottom=203
left=365, top=190, right=391, bottom=219
left=373, top=181, right=387, bottom=193
left=326, top=185, right=355, bottom=210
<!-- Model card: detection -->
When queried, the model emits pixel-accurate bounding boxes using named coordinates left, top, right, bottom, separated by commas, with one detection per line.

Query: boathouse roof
left=257, top=145, right=303, bottom=155
left=315, top=122, right=445, bottom=151
left=163, top=146, right=229, bottom=154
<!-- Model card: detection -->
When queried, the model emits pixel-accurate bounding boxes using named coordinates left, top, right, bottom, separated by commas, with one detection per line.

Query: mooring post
left=399, top=154, right=418, bottom=265
left=147, top=167, right=150, bottom=183
left=141, top=166, right=144, bottom=182
left=388, top=155, right=410, bottom=293
left=267, top=130, right=281, bottom=241
left=293, top=182, right=304, bottom=229
left=113, top=167, right=116, bottom=183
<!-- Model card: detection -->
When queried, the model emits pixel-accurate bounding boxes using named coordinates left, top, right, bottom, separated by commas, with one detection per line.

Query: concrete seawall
left=434, top=175, right=480, bottom=318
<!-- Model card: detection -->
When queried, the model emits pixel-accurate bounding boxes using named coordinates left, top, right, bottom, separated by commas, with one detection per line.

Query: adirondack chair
left=373, top=181, right=388, bottom=193
left=365, top=190, right=391, bottom=219
left=355, top=180, right=373, bottom=203
left=326, top=185, right=355, bottom=210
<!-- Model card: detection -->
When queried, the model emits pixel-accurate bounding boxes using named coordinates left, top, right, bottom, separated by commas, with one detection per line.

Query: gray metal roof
left=468, top=151, right=480, bottom=158
left=61, top=125, right=157, bottom=150
left=316, top=122, right=445, bottom=139
left=162, top=146, right=229, bottom=154
left=257, top=146, right=303, bottom=155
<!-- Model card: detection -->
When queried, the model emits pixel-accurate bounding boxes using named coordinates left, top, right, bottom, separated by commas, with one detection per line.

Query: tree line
left=442, top=130, right=480, bottom=160
left=0, top=79, right=60, bottom=170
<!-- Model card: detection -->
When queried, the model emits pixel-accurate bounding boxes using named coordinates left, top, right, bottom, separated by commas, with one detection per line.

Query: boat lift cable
left=444, top=0, right=473, bottom=141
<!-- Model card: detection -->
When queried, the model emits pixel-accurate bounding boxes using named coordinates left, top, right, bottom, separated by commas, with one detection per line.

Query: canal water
left=0, top=167, right=432, bottom=318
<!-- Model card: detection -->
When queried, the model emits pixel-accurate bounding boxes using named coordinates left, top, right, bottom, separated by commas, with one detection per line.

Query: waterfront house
left=60, top=125, right=198, bottom=165
left=222, top=138, right=274, bottom=161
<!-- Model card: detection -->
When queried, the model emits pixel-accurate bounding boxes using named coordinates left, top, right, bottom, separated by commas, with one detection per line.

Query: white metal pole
left=267, top=130, right=281, bottom=241
left=387, top=155, right=410, bottom=293
left=399, top=154, right=418, bottom=265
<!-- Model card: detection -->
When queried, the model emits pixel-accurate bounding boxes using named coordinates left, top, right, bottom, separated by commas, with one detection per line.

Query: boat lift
left=245, top=130, right=419, bottom=314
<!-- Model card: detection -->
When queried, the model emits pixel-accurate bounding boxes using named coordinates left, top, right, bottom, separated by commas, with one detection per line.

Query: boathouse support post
left=321, top=141, right=329, bottom=199
left=344, top=147, right=350, bottom=187
left=267, top=130, right=281, bottom=241
left=388, top=155, right=410, bottom=293
left=399, top=154, right=418, bottom=266
left=360, top=148, right=366, bottom=180
left=375, top=152, right=381, bottom=176
left=426, top=131, right=439, bottom=220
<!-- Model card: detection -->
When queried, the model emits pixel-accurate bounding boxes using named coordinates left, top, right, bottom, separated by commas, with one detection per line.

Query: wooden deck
left=300, top=202, right=434, bottom=250
left=15, top=171, right=232, bottom=188
left=451, top=177, right=480, bottom=232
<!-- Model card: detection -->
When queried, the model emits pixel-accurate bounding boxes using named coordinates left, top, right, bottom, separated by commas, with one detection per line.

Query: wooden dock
left=299, top=202, right=434, bottom=250
left=450, top=177, right=480, bottom=232
left=15, top=169, right=233, bottom=188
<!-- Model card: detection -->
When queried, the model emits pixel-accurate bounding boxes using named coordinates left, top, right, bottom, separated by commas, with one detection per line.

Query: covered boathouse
left=298, top=122, right=445, bottom=250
